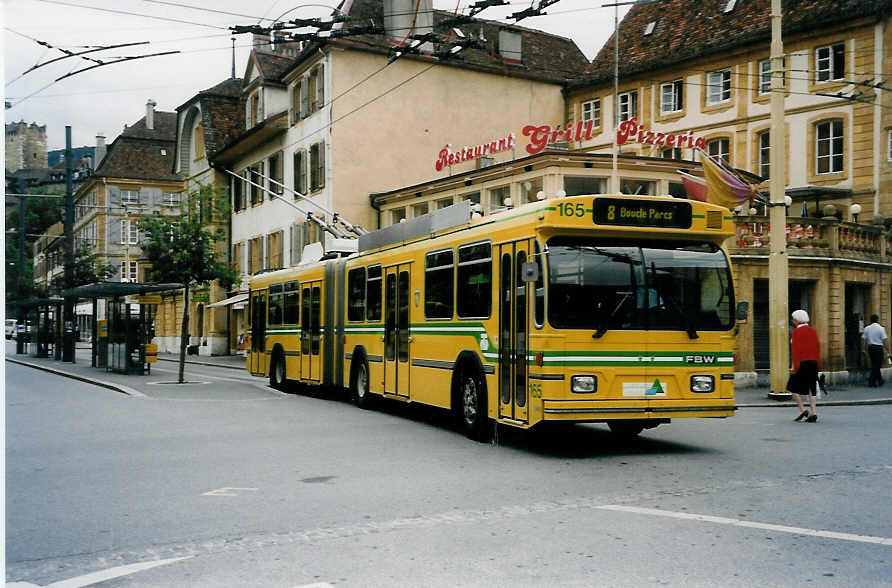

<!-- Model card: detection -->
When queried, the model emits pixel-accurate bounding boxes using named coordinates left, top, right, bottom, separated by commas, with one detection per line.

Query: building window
left=661, top=147, right=682, bottom=160
left=193, top=123, right=205, bottom=160
left=660, top=80, right=683, bottom=114
left=413, top=202, right=428, bottom=217
left=758, top=131, right=771, bottom=179
left=232, top=174, right=244, bottom=212
left=121, top=218, right=138, bottom=244
left=816, top=42, right=845, bottom=82
left=162, top=192, right=180, bottom=206
left=563, top=177, right=605, bottom=197
left=436, top=197, right=453, bottom=210
left=249, top=236, right=262, bottom=274
left=249, top=92, right=260, bottom=127
left=312, top=65, right=324, bottom=111
left=390, top=208, right=406, bottom=225
left=310, top=141, right=325, bottom=190
left=706, top=69, right=731, bottom=105
left=120, top=261, right=138, bottom=283
left=758, top=58, right=786, bottom=95
left=706, top=138, right=730, bottom=164
left=520, top=178, right=543, bottom=204
left=620, top=179, right=655, bottom=195
left=618, top=90, right=638, bottom=122
left=268, top=151, right=283, bottom=194
left=121, top=189, right=139, bottom=205
left=816, top=119, right=844, bottom=174
left=293, top=149, right=306, bottom=195
left=249, top=163, right=264, bottom=205
left=300, top=75, right=310, bottom=119
left=489, top=186, right=510, bottom=210
left=581, top=99, right=601, bottom=127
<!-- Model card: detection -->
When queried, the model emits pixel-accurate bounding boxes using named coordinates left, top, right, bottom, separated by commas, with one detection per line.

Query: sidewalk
left=6, top=341, right=892, bottom=406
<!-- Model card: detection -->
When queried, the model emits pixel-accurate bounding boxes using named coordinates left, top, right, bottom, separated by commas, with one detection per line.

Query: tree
left=49, top=241, right=116, bottom=293
left=4, top=189, right=62, bottom=308
left=139, top=184, right=237, bottom=383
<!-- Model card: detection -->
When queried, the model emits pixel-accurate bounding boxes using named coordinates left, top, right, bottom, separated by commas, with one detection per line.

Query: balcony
left=729, top=215, right=889, bottom=261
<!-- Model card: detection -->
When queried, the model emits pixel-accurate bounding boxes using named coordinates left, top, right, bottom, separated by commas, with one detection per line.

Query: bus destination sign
left=593, top=198, right=692, bottom=229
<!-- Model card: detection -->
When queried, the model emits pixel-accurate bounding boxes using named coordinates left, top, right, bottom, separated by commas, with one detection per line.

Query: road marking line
left=597, top=505, right=892, bottom=546
left=201, top=487, right=259, bottom=496
left=27, top=556, right=193, bottom=587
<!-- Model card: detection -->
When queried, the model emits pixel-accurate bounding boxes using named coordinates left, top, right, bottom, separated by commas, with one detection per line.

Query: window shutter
left=262, top=234, right=269, bottom=270
left=299, top=151, right=307, bottom=194
left=315, top=65, right=324, bottom=110
left=107, top=185, right=121, bottom=205
left=300, top=76, right=309, bottom=118
left=318, top=141, right=325, bottom=189
left=277, top=230, right=284, bottom=269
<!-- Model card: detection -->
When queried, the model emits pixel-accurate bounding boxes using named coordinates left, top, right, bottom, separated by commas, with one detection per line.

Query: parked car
left=6, top=319, right=16, bottom=340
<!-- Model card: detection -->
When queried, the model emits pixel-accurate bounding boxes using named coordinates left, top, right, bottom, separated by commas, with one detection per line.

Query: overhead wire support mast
left=219, top=167, right=366, bottom=237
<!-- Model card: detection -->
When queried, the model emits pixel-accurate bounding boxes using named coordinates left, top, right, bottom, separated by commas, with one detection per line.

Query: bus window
left=533, top=240, right=545, bottom=328
left=398, top=270, right=409, bottom=362
left=385, top=273, right=396, bottom=361
left=457, top=241, right=491, bottom=319
left=268, top=282, right=283, bottom=326
left=348, top=267, right=366, bottom=322
left=425, top=249, right=454, bottom=319
left=283, top=280, right=299, bottom=325
left=367, top=264, right=382, bottom=322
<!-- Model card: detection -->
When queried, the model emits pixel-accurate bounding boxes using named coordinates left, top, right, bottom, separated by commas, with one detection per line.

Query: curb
left=738, top=398, right=892, bottom=408
left=155, top=356, right=245, bottom=371
left=5, top=357, right=146, bottom=397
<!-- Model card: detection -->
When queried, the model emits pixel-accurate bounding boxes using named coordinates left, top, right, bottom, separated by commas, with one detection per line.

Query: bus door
left=300, top=281, right=323, bottom=382
left=249, top=290, right=267, bottom=376
left=498, top=241, right=530, bottom=423
left=384, top=264, right=411, bottom=397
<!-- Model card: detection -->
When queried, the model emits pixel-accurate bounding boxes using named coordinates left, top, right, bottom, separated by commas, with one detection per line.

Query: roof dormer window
left=724, top=0, right=737, bottom=13
left=644, top=21, right=656, bottom=36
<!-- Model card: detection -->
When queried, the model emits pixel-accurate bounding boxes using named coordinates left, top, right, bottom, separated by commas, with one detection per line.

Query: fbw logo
left=685, top=355, right=716, bottom=364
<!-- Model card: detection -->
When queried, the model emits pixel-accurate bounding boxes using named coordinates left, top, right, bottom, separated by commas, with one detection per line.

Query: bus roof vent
left=706, top=209, right=723, bottom=229
left=326, top=238, right=358, bottom=256
left=359, top=200, right=472, bottom=252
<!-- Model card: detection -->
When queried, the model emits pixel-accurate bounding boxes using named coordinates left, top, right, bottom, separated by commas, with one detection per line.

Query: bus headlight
left=571, top=375, right=597, bottom=393
left=690, top=375, right=715, bottom=393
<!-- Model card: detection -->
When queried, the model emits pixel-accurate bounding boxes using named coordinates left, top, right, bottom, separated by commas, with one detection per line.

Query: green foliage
left=49, top=241, right=116, bottom=293
left=138, top=183, right=238, bottom=290
left=4, top=189, right=62, bottom=304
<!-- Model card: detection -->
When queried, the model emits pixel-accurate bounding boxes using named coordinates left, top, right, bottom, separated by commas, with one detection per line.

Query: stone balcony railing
left=729, top=216, right=890, bottom=261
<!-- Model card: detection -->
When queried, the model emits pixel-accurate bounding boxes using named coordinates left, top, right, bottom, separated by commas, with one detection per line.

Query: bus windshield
left=547, top=237, right=733, bottom=333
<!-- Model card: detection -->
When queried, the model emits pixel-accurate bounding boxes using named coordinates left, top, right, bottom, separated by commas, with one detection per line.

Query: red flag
left=678, top=170, right=707, bottom=201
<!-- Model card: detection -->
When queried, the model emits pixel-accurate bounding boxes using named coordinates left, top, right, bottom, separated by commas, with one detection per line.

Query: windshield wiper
left=594, top=291, right=633, bottom=338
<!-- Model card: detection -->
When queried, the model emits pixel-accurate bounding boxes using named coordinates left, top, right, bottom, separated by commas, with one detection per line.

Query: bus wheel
left=608, top=420, right=645, bottom=439
left=458, top=366, right=489, bottom=442
left=270, top=352, right=286, bottom=391
left=351, top=357, right=374, bottom=409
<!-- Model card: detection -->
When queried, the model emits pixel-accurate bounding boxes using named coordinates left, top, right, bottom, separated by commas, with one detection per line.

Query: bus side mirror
left=521, top=262, right=539, bottom=283
left=736, top=301, right=749, bottom=322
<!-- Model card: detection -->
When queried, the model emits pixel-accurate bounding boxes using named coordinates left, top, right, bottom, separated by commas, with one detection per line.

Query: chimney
left=95, top=133, right=106, bottom=168
left=146, top=98, right=157, bottom=130
left=384, top=0, right=433, bottom=43
left=253, top=33, right=271, bottom=50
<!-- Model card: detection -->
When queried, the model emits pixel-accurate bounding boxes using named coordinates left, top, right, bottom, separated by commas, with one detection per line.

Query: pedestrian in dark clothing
left=862, top=314, right=890, bottom=387
left=790, top=309, right=821, bottom=423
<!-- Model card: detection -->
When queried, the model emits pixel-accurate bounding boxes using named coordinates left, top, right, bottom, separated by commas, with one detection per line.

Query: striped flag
left=678, top=169, right=707, bottom=202
left=699, top=150, right=755, bottom=210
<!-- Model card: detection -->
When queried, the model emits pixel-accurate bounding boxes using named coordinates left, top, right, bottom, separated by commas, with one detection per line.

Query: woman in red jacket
left=791, top=309, right=821, bottom=422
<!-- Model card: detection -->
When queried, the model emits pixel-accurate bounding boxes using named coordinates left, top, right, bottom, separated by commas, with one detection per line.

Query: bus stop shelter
left=13, top=296, right=64, bottom=359
left=61, top=281, right=181, bottom=374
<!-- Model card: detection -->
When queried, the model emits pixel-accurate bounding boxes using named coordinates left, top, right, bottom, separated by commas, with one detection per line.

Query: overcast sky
left=4, top=0, right=631, bottom=152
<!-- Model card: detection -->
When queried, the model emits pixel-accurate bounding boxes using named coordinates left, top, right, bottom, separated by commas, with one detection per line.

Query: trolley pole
left=62, top=126, right=75, bottom=362
left=767, top=0, right=790, bottom=398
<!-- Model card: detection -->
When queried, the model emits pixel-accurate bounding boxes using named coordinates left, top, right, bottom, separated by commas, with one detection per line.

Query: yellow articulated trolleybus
left=246, top=194, right=745, bottom=441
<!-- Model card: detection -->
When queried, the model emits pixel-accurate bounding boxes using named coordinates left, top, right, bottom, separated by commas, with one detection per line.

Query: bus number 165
left=557, top=202, right=586, bottom=217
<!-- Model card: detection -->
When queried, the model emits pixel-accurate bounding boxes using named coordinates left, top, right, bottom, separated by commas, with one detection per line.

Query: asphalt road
left=6, top=359, right=892, bottom=587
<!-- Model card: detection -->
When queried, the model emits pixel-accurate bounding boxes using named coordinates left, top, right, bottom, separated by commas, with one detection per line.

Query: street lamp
left=850, top=203, right=862, bottom=223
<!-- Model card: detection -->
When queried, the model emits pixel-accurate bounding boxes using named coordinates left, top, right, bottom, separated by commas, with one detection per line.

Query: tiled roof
left=95, top=111, right=180, bottom=182
left=253, top=51, right=295, bottom=83
left=577, top=0, right=892, bottom=86
left=199, top=77, right=243, bottom=98
left=327, top=0, right=589, bottom=83
left=190, top=78, right=246, bottom=158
